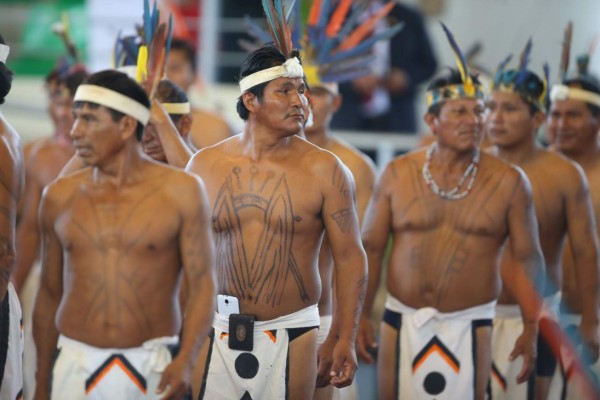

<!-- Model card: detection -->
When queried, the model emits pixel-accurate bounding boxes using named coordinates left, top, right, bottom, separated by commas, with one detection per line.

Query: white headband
left=550, top=84, right=600, bottom=108
left=74, top=84, right=150, bottom=126
left=239, top=57, right=304, bottom=93
left=0, top=44, right=9, bottom=64
left=162, top=102, right=191, bottom=114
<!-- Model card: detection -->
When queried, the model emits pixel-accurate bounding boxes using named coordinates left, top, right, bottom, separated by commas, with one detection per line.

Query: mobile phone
left=217, top=295, right=240, bottom=316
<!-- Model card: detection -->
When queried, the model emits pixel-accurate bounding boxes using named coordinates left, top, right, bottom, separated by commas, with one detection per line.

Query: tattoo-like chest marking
left=213, top=167, right=310, bottom=307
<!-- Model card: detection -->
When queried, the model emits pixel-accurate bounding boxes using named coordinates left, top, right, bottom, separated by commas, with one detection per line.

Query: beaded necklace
left=422, top=143, right=480, bottom=200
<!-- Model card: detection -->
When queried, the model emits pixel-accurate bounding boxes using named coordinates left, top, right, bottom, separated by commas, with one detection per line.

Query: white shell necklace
left=422, top=143, right=480, bottom=200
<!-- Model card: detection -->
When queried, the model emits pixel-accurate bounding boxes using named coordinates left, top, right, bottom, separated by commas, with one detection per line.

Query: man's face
left=305, top=86, right=339, bottom=134
left=141, top=117, right=185, bottom=163
left=548, top=99, right=600, bottom=154
left=252, top=77, right=308, bottom=136
left=165, top=49, right=195, bottom=93
left=486, top=91, right=540, bottom=148
left=426, top=98, right=485, bottom=152
left=53, top=84, right=76, bottom=138
left=70, top=104, right=129, bottom=167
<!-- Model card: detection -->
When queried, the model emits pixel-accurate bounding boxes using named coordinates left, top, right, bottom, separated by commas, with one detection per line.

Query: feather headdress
left=491, top=39, right=549, bottom=111
left=50, top=12, right=86, bottom=80
left=425, top=23, right=483, bottom=108
left=241, top=0, right=402, bottom=93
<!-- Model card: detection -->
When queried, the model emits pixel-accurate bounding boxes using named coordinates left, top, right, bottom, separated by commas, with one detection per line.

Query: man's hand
left=579, top=320, right=600, bottom=364
left=509, top=328, right=537, bottom=383
left=329, top=339, right=358, bottom=388
left=156, top=358, right=192, bottom=400
left=316, top=336, right=336, bottom=388
left=356, top=316, right=377, bottom=364
left=149, top=100, right=172, bottom=128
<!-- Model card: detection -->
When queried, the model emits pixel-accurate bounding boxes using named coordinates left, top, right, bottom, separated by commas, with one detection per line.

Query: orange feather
left=336, top=2, right=394, bottom=52
left=326, top=0, right=352, bottom=37
left=308, top=0, right=322, bottom=27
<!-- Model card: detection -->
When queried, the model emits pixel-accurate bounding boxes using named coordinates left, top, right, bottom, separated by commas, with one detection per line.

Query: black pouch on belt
left=228, top=313, right=255, bottom=351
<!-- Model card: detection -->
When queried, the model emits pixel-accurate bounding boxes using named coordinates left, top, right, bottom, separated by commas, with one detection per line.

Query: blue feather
left=543, top=62, right=550, bottom=103
left=275, top=0, right=285, bottom=30
left=244, top=16, right=273, bottom=44
left=262, top=0, right=282, bottom=50
left=316, top=36, right=337, bottom=64
left=316, top=0, right=330, bottom=33
left=321, top=68, right=371, bottom=84
left=151, top=1, right=158, bottom=40
left=515, top=38, right=532, bottom=86
left=291, top=0, right=301, bottom=48
left=143, top=0, right=151, bottom=44
left=336, top=2, right=366, bottom=42
left=493, top=54, right=513, bottom=86
left=440, top=22, right=469, bottom=80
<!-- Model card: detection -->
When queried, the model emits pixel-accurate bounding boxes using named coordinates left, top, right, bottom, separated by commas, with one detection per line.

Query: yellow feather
left=136, top=46, right=148, bottom=83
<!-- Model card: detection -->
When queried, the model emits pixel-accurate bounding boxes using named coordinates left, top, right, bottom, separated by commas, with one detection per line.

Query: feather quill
left=559, top=21, right=573, bottom=81
left=440, top=22, right=470, bottom=83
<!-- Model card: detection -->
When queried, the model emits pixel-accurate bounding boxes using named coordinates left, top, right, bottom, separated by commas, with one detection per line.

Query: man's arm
left=502, top=168, right=544, bottom=383
left=321, top=156, right=367, bottom=388
left=150, top=100, right=193, bottom=168
left=13, top=162, right=43, bottom=293
left=353, top=158, right=377, bottom=225
left=157, top=173, right=216, bottom=399
left=0, top=139, right=20, bottom=301
left=357, top=163, right=393, bottom=363
left=564, top=164, right=600, bottom=361
left=33, top=185, right=64, bottom=400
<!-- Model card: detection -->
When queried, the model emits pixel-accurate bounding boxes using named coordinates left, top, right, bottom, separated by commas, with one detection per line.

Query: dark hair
left=495, top=69, right=545, bottom=116
left=73, top=70, right=150, bottom=140
left=0, top=34, right=13, bottom=105
left=63, top=65, right=89, bottom=98
left=426, top=68, right=481, bottom=116
left=156, top=79, right=189, bottom=124
left=170, top=38, right=197, bottom=72
left=236, top=44, right=300, bottom=120
left=563, top=75, right=600, bottom=117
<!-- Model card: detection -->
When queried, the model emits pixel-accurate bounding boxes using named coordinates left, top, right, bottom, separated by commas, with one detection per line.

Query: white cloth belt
left=385, top=295, right=496, bottom=328
left=58, top=334, right=178, bottom=372
left=213, top=304, right=320, bottom=333
left=495, top=304, right=522, bottom=319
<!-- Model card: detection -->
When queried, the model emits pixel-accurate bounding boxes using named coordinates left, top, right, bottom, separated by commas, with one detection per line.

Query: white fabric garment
left=50, top=334, right=178, bottom=400
left=386, top=295, right=496, bottom=400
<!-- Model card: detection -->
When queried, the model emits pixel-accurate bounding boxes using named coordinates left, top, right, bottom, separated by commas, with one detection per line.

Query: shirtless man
left=0, top=34, right=25, bottom=400
left=487, top=62, right=599, bottom=399
left=304, top=82, right=376, bottom=400
left=165, top=38, right=232, bottom=150
left=548, top=74, right=600, bottom=397
left=33, top=70, right=216, bottom=400
left=358, top=66, right=544, bottom=399
left=187, top=44, right=367, bottom=399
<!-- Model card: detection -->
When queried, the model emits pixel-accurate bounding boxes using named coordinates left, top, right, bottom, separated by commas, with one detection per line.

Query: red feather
left=146, top=23, right=167, bottom=98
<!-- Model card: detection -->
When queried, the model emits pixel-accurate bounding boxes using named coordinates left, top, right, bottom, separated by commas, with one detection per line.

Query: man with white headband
left=33, top=69, right=216, bottom=400
left=187, top=43, right=367, bottom=400
left=359, top=24, right=543, bottom=399
left=142, top=79, right=194, bottom=168
left=547, top=59, right=600, bottom=399
left=0, top=33, right=25, bottom=400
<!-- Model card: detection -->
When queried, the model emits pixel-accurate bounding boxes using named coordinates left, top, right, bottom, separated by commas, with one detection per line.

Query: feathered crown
left=491, top=39, right=549, bottom=111
left=242, top=0, right=403, bottom=94
left=113, top=0, right=173, bottom=99
left=550, top=22, right=600, bottom=108
left=426, top=23, right=484, bottom=108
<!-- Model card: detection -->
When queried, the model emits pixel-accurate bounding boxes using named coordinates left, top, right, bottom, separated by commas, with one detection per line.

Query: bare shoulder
left=330, top=137, right=377, bottom=177
left=43, top=168, right=88, bottom=207
left=149, top=162, right=207, bottom=205
left=187, top=135, right=240, bottom=172
left=386, top=147, right=427, bottom=177
left=540, top=150, right=586, bottom=184
left=481, top=152, right=530, bottom=195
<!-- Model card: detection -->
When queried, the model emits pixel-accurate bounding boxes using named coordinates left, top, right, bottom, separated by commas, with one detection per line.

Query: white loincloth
left=50, top=334, right=178, bottom=400
left=317, top=315, right=332, bottom=346
left=200, top=304, right=320, bottom=400
left=0, top=283, right=24, bottom=400
left=489, top=304, right=530, bottom=399
left=385, top=295, right=496, bottom=400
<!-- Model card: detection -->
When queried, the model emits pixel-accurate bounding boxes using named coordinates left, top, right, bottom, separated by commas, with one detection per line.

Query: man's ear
left=177, top=114, right=193, bottom=139
left=533, top=110, right=546, bottom=130
left=242, top=92, right=257, bottom=114
left=119, top=115, right=139, bottom=140
left=424, top=112, right=438, bottom=134
left=332, top=94, right=342, bottom=113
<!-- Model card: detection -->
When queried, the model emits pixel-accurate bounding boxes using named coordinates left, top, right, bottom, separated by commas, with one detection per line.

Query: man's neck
left=433, top=142, right=477, bottom=172
left=241, top=123, right=294, bottom=161
left=561, top=141, right=600, bottom=167
left=92, top=142, right=144, bottom=187
left=494, top=135, right=538, bottom=166
left=304, top=127, right=332, bottom=149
